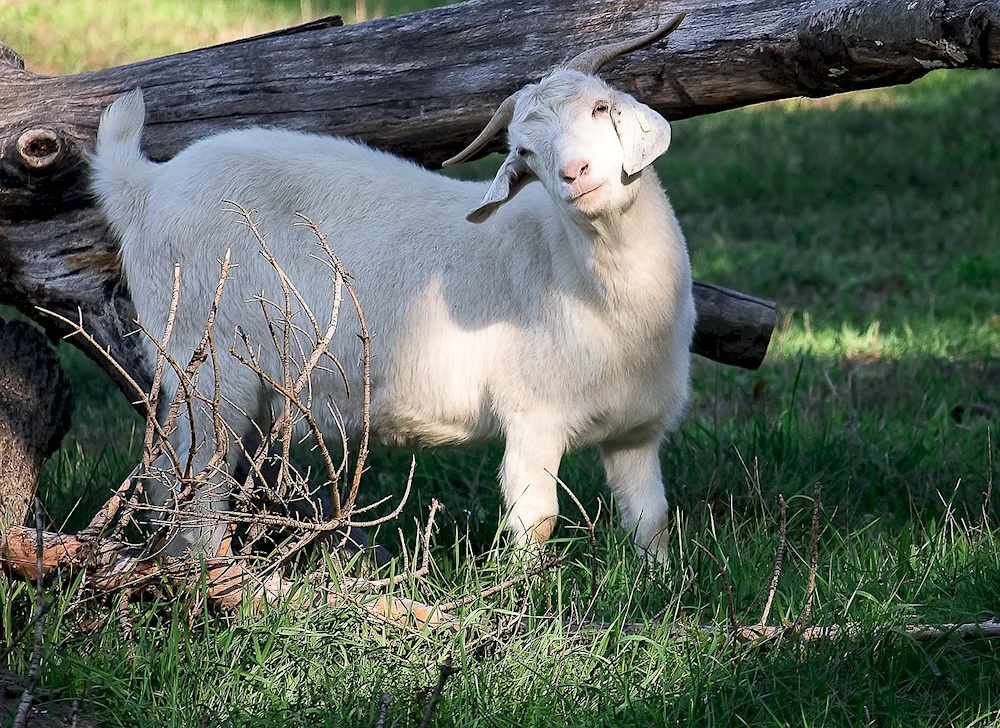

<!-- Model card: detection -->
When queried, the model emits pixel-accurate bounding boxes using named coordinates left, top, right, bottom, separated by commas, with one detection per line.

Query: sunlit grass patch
left=766, top=317, right=1000, bottom=360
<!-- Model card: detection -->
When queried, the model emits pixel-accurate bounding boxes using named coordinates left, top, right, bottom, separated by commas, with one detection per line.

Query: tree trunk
left=1, top=0, right=997, bottom=396
left=0, top=319, right=73, bottom=530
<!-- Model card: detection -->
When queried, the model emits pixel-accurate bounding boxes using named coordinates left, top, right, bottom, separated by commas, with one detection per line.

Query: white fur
left=90, top=68, right=695, bottom=560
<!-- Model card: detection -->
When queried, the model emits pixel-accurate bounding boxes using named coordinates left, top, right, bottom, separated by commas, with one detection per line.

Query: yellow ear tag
left=635, top=110, right=652, bottom=133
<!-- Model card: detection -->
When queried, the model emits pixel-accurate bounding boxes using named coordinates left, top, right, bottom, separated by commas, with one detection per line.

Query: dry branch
left=561, top=618, right=1000, bottom=643
left=373, top=691, right=392, bottom=728
left=758, top=494, right=788, bottom=627
left=418, top=656, right=460, bottom=728
left=791, top=482, right=827, bottom=633
left=0, top=525, right=452, bottom=629
left=8, top=520, right=997, bottom=644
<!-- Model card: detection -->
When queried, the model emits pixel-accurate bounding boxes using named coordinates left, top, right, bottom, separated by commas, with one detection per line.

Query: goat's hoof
left=528, top=515, right=556, bottom=544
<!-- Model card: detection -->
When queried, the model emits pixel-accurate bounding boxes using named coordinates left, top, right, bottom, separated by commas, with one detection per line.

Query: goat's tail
left=91, top=89, right=157, bottom=234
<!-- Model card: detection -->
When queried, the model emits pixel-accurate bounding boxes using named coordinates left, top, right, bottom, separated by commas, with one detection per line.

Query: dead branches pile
left=2, top=206, right=450, bottom=628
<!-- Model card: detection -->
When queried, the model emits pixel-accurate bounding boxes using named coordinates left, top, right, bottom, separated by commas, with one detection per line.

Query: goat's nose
left=561, top=158, right=590, bottom=184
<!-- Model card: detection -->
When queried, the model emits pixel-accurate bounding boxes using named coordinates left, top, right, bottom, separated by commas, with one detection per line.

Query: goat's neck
left=555, top=169, right=688, bottom=320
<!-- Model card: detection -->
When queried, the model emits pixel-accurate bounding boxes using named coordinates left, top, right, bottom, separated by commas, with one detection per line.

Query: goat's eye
left=518, top=147, right=534, bottom=157
left=593, top=102, right=610, bottom=116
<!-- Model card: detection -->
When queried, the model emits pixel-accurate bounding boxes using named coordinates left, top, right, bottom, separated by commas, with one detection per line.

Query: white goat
left=90, top=16, right=695, bottom=561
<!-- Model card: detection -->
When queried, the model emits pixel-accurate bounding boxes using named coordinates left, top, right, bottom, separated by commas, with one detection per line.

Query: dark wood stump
left=0, top=318, right=73, bottom=530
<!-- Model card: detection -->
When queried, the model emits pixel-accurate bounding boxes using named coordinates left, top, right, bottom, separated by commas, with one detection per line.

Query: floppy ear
left=466, top=151, right=536, bottom=223
left=610, top=93, right=672, bottom=176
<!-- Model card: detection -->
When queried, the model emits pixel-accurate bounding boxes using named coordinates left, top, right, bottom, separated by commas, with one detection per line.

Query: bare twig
left=418, top=656, right=460, bottom=728
left=81, top=465, right=142, bottom=540
left=759, top=494, right=787, bottom=627
left=420, top=498, right=441, bottom=574
left=347, top=460, right=414, bottom=529
left=985, top=427, right=994, bottom=519
left=13, top=498, right=45, bottom=728
left=40, top=306, right=186, bottom=478
left=791, top=482, right=824, bottom=633
left=344, top=283, right=372, bottom=513
left=142, top=264, right=181, bottom=465
left=552, top=473, right=599, bottom=609
left=36, top=307, right=147, bottom=405
left=373, top=690, right=392, bottom=728
left=67, top=697, right=82, bottom=728
left=338, top=494, right=439, bottom=591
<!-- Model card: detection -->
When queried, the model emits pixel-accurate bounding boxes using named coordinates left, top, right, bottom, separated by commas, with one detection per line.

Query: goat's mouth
left=568, top=183, right=605, bottom=202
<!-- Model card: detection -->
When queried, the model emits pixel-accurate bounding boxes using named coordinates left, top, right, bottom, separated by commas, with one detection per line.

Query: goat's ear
left=466, top=151, right=535, bottom=223
left=610, top=93, right=672, bottom=176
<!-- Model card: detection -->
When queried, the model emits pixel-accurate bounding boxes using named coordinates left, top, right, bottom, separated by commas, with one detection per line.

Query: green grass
left=2, top=2, right=1000, bottom=726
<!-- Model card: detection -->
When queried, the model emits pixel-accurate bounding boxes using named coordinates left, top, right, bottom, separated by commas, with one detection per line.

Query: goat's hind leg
left=141, top=404, right=233, bottom=558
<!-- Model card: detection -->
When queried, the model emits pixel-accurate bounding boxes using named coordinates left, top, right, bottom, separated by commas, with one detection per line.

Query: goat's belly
left=360, top=311, right=506, bottom=448
left=366, top=375, right=501, bottom=449
left=369, top=403, right=501, bottom=449
left=564, top=398, right=669, bottom=448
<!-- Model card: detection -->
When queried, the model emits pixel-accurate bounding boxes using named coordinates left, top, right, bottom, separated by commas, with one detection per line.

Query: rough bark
left=0, top=319, right=73, bottom=530
left=2, top=0, right=997, bottom=395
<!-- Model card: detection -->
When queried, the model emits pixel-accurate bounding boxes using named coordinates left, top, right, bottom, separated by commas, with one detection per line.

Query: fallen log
left=2, top=0, right=998, bottom=394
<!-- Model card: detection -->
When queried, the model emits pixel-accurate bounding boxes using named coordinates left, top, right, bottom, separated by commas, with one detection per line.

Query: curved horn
left=565, top=12, right=686, bottom=75
left=441, top=92, right=518, bottom=168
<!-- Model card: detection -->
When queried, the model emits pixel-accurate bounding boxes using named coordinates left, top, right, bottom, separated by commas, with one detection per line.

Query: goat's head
left=443, top=14, right=685, bottom=224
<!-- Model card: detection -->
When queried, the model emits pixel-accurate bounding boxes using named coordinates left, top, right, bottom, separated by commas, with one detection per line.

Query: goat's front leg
left=500, top=421, right=564, bottom=547
left=600, top=433, right=670, bottom=563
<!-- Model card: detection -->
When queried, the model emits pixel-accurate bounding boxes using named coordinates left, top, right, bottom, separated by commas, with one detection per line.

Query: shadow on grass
left=664, top=70, right=1000, bottom=349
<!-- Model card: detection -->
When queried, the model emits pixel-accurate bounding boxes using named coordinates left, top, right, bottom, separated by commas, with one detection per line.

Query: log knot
left=16, top=128, right=65, bottom=171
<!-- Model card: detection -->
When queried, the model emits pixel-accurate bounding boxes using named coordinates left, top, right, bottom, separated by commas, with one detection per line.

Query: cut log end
left=691, top=281, right=776, bottom=370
